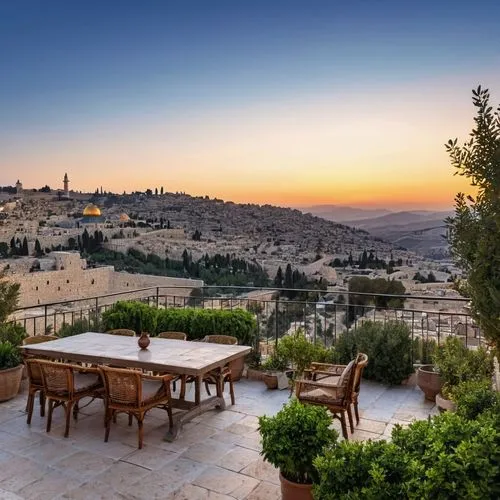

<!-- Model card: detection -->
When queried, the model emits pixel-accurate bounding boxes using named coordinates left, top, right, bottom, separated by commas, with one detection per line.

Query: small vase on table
left=138, top=332, right=150, bottom=350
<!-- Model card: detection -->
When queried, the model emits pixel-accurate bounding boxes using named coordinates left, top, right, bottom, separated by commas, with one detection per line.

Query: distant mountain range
left=300, top=205, right=391, bottom=222
left=301, top=205, right=454, bottom=257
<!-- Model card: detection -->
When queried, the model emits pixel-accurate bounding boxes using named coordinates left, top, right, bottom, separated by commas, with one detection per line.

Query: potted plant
left=259, top=399, right=338, bottom=500
left=0, top=341, right=23, bottom=401
left=432, top=336, right=492, bottom=412
left=260, top=349, right=289, bottom=389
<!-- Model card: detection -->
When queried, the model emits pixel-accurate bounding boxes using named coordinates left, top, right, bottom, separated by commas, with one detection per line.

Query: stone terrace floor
left=0, top=378, right=437, bottom=500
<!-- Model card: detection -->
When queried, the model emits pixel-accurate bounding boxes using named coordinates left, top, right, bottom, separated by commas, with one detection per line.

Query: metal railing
left=9, top=285, right=478, bottom=359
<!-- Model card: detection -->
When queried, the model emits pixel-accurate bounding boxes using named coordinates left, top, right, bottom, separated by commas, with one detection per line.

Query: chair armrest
left=310, top=362, right=346, bottom=375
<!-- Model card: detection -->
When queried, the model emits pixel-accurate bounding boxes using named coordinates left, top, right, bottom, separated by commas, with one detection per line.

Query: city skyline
left=2, top=1, right=499, bottom=210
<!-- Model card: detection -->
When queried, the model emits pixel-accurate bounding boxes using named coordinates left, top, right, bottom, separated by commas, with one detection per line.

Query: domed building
left=79, top=203, right=105, bottom=227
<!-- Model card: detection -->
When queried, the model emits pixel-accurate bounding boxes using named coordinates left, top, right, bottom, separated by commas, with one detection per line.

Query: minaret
left=63, top=173, right=69, bottom=198
left=15, top=179, right=23, bottom=196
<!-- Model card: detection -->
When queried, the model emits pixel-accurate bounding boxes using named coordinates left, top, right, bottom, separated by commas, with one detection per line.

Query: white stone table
left=21, top=332, right=251, bottom=439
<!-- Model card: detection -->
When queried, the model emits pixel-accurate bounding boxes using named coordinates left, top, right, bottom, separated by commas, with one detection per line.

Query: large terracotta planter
left=0, top=365, right=23, bottom=402
left=416, top=365, right=443, bottom=402
left=436, top=393, right=456, bottom=413
left=262, top=372, right=279, bottom=390
left=280, top=473, right=313, bottom=500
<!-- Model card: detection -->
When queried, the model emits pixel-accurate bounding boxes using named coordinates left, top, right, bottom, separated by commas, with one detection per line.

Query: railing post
left=275, top=296, right=279, bottom=348
left=44, top=305, right=48, bottom=335
left=156, top=287, right=159, bottom=308
left=95, top=297, right=99, bottom=330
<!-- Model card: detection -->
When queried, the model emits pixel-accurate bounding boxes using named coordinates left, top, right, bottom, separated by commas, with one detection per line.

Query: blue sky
left=1, top=0, right=499, bottom=208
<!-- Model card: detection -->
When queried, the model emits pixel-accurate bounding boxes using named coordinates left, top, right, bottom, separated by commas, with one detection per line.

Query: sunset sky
left=1, top=1, right=499, bottom=210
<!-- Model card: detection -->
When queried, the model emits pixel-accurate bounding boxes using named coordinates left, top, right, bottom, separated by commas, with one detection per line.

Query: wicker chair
left=158, top=331, right=187, bottom=341
left=295, top=355, right=360, bottom=439
left=106, top=329, right=136, bottom=337
left=37, top=360, right=104, bottom=438
left=202, top=335, right=238, bottom=405
left=22, top=336, right=59, bottom=423
left=99, top=365, right=174, bottom=449
left=307, top=353, right=369, bottom=431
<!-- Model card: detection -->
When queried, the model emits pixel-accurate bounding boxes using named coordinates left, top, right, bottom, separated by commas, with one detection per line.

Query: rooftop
left=0, top=377, right=436, bottom=499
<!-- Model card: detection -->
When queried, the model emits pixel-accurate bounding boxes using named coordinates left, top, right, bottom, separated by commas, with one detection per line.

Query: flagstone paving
left=0, top=378, right=437, bottom=499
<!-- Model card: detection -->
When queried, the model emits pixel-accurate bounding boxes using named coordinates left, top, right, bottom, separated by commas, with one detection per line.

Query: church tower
left=63, top=173, right=69, bottom=198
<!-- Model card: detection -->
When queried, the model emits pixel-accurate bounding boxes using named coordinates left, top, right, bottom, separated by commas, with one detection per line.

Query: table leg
left=194, top=375, right=203, bottom=405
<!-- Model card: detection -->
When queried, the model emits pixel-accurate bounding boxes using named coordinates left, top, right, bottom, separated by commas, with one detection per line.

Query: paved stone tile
left=240, top=459, right=280, bottom=485
left=181, top=438, right=236, bottom=465
left=0, top=489, right=24, bottom=500
left=355, top=418, right=387, bottom=434
left=93, top=461, right=151, bottom=494
left=125, top=458, right=207, bottom=499
left=52, top=450, right=115, bottom=479
left=60, top=480, right=128, bottom=499
left=18, top=439, right=78, bottom=465
left=216, top=446, right=261, bottom=472
left=121, top=445, right=178, bottom=470
left=0, top=457, right=47, bottom=493
left=192, top=410, right=246, bottom=430
left=193, top=466, right=260, bottom=499
left=17, top=469, right=82, bottom=500
left=350, top=429, right=385, bottom=442
left=245, top=480, right=281, bottom=500
left=165, top=484, right=234, bottom=500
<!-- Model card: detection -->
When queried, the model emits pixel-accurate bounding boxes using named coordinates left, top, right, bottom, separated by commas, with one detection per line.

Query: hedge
left=101, top=301, right=257, bottom=345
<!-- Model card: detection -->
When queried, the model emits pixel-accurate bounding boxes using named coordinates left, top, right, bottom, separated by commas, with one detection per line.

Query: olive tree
left=446, top=86, right=500, bottom=348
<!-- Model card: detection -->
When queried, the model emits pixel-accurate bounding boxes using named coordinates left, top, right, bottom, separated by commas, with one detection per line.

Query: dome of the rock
left=83, top=204, right=101, bottom=217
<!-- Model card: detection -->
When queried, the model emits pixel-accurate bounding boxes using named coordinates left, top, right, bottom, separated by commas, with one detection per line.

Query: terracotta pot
left=416, top=365, right=443, bottom=402
left=138, top=332, right=150, bottom=350
left=262, top=372, right=278, bottom=390
left=280, top=473, right=313, bottom=500
left=0, top=365, right=23, bottom=402
left=436, top=393, right=457, bottom=413
left=229, top=356, right=245, bottom=381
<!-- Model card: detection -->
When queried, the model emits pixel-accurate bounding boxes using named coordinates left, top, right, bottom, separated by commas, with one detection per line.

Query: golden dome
left=119, top=213, right=130, bottom=222
left=83, top=203, right=101, bottom=217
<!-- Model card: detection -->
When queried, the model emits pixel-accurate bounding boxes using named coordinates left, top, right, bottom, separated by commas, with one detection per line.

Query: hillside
left=98, top=193, right=414, bottom=269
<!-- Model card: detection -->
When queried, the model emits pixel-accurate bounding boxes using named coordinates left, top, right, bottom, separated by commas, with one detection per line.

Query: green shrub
left=432, top=336, right=492, bottom=396
left=157, top=306, right=257, bottom=345
left=101, top=301, right=158, bottom=334
left=333, top=321, right=413, bottom=385
left=0, top=323, right=27, bottom=346
left=277, top=329, right=333, bottom=377
left=314, top=410, right=500, bottom=499
left=314, top=439, right=407, bottom=499
left=392, top=411, right=500, bottom=499
left=412, top=337, right=437, bottom=364
left=0, top=341, right=21, bottom=370
left=101, top=301, right=257, bottom=345
left=261, top=349, right=288, bottom=371
left=259, top=399, right=338, bottom=484
left=450, top=379, right=499, bottom=420
left=57, top=318, right=98, bottom=338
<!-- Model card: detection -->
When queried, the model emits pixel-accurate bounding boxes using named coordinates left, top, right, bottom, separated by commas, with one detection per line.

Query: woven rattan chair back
left=158, top=331, right=187, bottom=341
left=100, top=366, right=142, bottom=407
left=106, top=329, right=136, bottom=337
left=38, top=360, right=74, bottom=398
left=204, top=334, right=238, bottom=345
left=23, top=335, right=59, bottom=345
left=24, top=357, right=43, bottom=386
left=353, top=353, right=368, bottom=394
